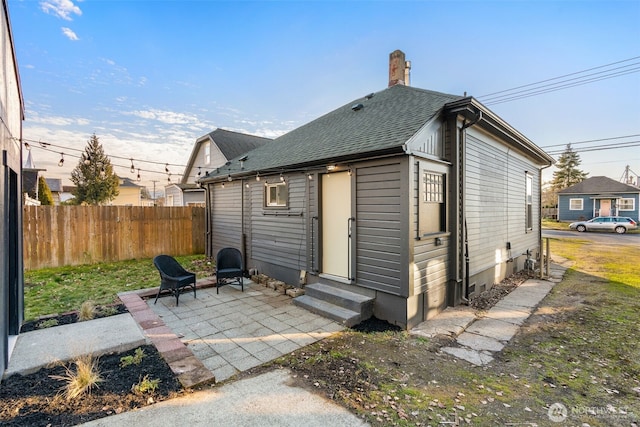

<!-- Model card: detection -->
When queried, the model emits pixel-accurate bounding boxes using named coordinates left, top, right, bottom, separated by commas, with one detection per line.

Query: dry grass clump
left=51, top=354, right=103, bottom=400
left=78, top=301, right=96, bottom=321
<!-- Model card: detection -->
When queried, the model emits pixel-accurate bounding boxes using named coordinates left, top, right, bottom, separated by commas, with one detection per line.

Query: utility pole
left=151, top=180, right=158, bottom=206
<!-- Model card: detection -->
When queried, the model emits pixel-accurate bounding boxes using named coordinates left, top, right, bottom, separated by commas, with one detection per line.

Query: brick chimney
left=388, top=49, right=411, bottom=87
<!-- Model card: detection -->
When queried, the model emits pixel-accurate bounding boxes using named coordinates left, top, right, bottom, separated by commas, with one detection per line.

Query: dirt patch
left=0, top=345, right=183, bottom=427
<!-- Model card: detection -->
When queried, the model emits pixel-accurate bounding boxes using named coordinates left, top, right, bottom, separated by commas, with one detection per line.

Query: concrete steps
left=293, top=282, right=374, bottom=327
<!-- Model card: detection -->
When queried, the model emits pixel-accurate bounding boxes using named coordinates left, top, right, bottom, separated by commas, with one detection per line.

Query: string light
left=279, top=173, right=285, bottom=182
left=255, top=172, right=260, bottom=182
left=165, top=163, right=170, bottom=173
left=227, top=174, right=232, bottom=182
left=137, top=169, right=141, bottom=182
left=21, top=139, right=188, bottom=181
left=197, top=167, right=202, bottom=176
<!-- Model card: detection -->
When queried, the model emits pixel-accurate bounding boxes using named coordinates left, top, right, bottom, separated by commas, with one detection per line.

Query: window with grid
left=420, top=171, right=445, bottom=234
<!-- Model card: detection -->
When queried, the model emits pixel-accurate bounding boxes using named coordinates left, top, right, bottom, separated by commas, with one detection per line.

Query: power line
left=477, top=55, right=640, bottom=105
left=545, top=140, right=640, bottom=155
left=539, top=134, right=640, bottom=148
left=479, top=56, right=640, bottom=98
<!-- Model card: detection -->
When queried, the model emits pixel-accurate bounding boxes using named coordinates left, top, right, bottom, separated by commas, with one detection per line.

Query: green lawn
left=23, top=255, right=212, bottom=321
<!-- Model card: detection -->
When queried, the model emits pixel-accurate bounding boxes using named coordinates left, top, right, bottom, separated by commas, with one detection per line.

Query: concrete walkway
left=78, top=368, right=368, bottom=427
left=4, top=313, right=146, bottom=378
left=411, top=261, right=569, bottom=365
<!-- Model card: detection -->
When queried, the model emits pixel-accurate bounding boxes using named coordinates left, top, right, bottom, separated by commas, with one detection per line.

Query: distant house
left=165, top=183, right=205, bottom=207
left=110, top=176, right=145, bottom=206
left=199, top=50, right=554, bottom=329
left=165, top=129, right=271, bottom=206
left=21, top=150, right=44, bottom=201
left=45, top=178, right=63, bottom=205
left=557, top=176, right=640, bottom=221
left=1, top=0, right=25, bottom=376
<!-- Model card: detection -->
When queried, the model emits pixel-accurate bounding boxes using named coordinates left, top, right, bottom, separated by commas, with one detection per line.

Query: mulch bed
left=0, top=344, right=183, bottom=427
left=20, top=304, right=129, bottom=333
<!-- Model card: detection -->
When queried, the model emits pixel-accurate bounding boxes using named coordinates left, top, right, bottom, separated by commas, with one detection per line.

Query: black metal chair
left=215, top=247, right=244, bottom=294
left=153, top=255, right=196, bottom=306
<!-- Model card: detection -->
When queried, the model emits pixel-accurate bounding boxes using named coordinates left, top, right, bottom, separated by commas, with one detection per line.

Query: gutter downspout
left=459, top=110, right=482, bottom=305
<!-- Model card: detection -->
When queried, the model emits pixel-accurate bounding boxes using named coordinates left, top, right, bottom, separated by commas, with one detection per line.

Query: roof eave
left=198, top=146, right=405, bottom=184
left=445, top=97, right=555, bottom=167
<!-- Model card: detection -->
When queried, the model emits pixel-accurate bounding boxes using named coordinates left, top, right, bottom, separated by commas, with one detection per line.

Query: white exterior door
left=321, top=172, right=351, bottom=281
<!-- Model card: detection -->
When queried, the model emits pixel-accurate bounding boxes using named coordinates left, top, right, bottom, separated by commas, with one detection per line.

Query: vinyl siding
left=210, top=181, right=242, bottom=255
left=465, top=129, right=540, bottom=277
left=165, top=185, right=184, bottom=206
left=356, top=161, right=403, bottom=295
left=412, top=159, right=449, bottom=313
left=250, top=175, right=307, bottom=270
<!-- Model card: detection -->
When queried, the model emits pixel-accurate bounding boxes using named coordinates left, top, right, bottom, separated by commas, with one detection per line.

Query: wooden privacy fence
left=23, top=206, right=205, bottom=270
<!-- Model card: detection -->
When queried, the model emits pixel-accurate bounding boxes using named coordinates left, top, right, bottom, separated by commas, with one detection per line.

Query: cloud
left=40, top=0, right=82, bottom=21
left=124, top=109, right=201, bottom=125
left=61, top=27, right=79, bottom=41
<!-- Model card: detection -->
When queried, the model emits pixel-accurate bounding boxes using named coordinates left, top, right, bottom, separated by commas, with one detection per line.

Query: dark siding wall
left=250, top=175, right=308, bottom=271
left=355, top=160, right=404, bottom=295
left=412, top=159, right=450, bottom=318
left=210, top=181, right=243, bottom=256
left=465, top=129, right=540, bottom=279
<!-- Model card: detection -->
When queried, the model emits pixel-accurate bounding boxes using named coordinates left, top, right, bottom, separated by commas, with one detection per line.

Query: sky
left=8, top=0, right=640, bottom=193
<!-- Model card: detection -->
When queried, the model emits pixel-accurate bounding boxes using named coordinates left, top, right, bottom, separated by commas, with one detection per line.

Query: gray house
left=1, top=0, right=25, bottom=376
left=166, top=129, right=271, bottom=206
left=199, top=51, right=553, bottom=329
left=557, top=176, right=640, bottom=222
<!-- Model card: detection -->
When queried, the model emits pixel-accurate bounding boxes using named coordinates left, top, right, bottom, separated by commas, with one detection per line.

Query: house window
left=420, top=172, right=445, bottom=234
left=204, top=142, right=211, bottom=165
left=265, top=182, right=287, bottom=207
left=618, top=198, right=635, bottom=211
left=526, top=174, right=533, bottom=230
left=569, top=198, right=583, bottom=210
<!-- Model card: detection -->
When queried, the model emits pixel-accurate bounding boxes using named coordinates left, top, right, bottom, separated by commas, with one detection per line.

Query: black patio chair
left=215, top=247, right=244, bottom=294
left=153, top=255, right=196, bottom=306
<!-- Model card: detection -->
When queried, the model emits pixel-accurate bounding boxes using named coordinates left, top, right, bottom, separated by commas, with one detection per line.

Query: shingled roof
left=182, top=128, right=272, bottom=184
left=558, top=176, right=640, bottom=194
left=208, top=129, right=272, bottom=160
left=201, top=85, right=463, bottom=180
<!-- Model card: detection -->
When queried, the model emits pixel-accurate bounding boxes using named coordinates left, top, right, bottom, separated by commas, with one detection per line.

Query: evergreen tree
left=70, top=134, right=120, bottom=205
left=551, top=144, right=588, bottom=190
left=37, top=176, right=54, bottom=205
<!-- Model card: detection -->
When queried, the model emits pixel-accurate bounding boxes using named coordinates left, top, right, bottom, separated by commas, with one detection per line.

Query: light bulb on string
left=165, top=163, right=169, bottom=173
left=137, top=169, right=141, bottom=182
left=83, top=154, right=91, bottom=165
left=58, top=153, right=64, bottom=167
left=130, top=159, right=135, bottom=173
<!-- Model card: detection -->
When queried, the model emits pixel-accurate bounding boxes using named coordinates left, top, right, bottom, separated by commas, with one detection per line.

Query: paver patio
left=147, top=279, right=345, bottom=382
